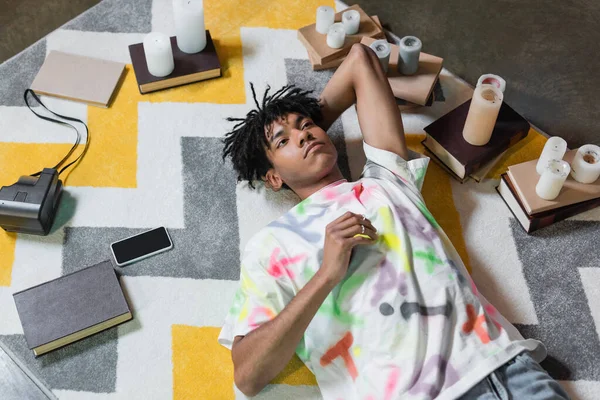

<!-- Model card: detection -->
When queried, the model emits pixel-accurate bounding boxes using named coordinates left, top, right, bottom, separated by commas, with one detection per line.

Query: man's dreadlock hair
left=222, top=83, right=322, bottom=189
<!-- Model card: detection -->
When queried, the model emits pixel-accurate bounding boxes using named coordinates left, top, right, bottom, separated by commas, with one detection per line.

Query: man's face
left=264, top=112, right=338, bottom=190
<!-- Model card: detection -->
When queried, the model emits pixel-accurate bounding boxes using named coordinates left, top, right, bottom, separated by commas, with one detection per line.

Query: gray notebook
left=13, top=260, right=132, bottom=356
left=30, top=51, right=125, bottom=108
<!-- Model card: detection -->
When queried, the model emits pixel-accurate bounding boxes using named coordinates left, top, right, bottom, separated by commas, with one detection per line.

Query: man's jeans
left=460, top=352, right=570, bottom=400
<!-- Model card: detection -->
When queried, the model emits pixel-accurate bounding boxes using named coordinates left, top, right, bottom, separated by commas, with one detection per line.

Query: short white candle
left=570, top=144, right=600, bottom=184
left=536, top=137, right=567, bottom=175
left=536, top=159, right=571, bottom=200
left=316, top=6, right=335, bottom=34
left=462, top=84, right=504, bottom=146
left=369, top=40, right=391, bottom=73
left=341, top=10, right=360, bottom=35
left=398, top=36, right=422, bottom=75
left=143, top=32, right=175, bottom=77
left=326, top=23, right=345, bottom=49
left=173, top=0, right=206, bottom=54
left=477, top=74, right=506, bottom=93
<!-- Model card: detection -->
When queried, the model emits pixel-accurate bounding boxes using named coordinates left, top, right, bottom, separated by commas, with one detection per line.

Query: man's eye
left=277, top=139, right=287, bottom=148
left=303, top=122, right=313, bottom=129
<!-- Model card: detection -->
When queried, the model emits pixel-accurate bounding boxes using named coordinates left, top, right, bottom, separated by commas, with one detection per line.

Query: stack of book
left=422, top=100, right=530, bottom=183
left=497, top=150, right=600, bottom=233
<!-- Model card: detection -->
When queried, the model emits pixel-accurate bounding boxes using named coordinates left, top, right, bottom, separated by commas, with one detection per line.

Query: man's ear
left=263, top=169, right=284, bottom=192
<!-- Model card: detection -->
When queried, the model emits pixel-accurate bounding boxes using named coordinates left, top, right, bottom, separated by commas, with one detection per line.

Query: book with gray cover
left=13, top=260, right=132, bottom=356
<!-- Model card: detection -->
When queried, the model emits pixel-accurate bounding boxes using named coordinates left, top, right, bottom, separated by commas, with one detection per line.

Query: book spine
left=529, top=197, right=600, bottom=233
left=464, top=127, right=529, bottom=177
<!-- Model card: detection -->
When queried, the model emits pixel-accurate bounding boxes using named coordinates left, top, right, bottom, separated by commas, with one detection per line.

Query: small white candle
left=398, top=36, right=422, bottom=75
left=536, top=159, right=571, bottom=200
left=536, top=137, right=567, bottom=175
left=369, top=40, right=391, bottom=73
left=143, top=32, right=175, bottom=77
left=462, top=84, right=504, bottom=146
left=477, top=74, right=507, bottom=93
left=341, top=10, right=360, bottom=35
left=570, top=144, right=600, bottom=184
left=326, top=23, right=345, bottom=49
left=173, top=0, right=206, bottom=54
left=316, top=6, right=335, bottom=34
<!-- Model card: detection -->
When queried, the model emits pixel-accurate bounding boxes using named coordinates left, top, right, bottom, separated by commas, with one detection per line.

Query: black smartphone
left=110, top=227, right=173, bottom=267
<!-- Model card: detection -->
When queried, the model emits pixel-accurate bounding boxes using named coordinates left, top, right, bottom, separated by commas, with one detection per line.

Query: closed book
left=13, top=260, right=132, bottom=356
left=297, top=4, right=385, bottom=66
left=30, top=51, right=125, bottom=108
left=497, top=174, right=600, bottom=233
left=129, top=30, right=221, bottom=94
left=506, top=150, right=600, bottom=214
left=422, top=100, right=530, bottom=179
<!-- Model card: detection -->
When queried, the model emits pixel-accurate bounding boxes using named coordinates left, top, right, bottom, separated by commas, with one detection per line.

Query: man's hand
left=319, top=212, right=378, bottom=285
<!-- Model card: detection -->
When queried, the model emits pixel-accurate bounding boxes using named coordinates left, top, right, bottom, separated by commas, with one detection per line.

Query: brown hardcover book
left=30, top=51, right=125, bottom=108
left=13, top=261, right=132, bottom=356
left=422, top=99, right=530, bottom=179
left=360, top=36, right=443, bottom=106
left=129, top=30, right=221, bottom=94
left=497, top=173, right=600, bottom=233
left=506, top=150, right=600, bottom=214
left=297, top=4, right=385, bottom=66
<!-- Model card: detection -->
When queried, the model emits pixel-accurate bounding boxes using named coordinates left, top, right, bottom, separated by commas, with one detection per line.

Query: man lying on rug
left=218, top=44, right=568, bottom=400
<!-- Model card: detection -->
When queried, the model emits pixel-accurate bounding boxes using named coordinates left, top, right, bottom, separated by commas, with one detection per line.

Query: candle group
left=316, top=6, right=335, bottom=34
left=462, top=84, right=504, bottom=146
left=398, top=36, right=422, bottom=75
left=369, top=40, right=391, bottom=73
left=327, top=23, right=346, bottom=49
left=536, top=136, right=567, bottom=175
left=173, top=0, right=206, bottom=54
left=143, top=32, right=175, bottom=77
left=341, top=10, right=360, bottom=35
left=536, top=159, right=571, bottom=200
left=571, top=144, right=600, bottom=184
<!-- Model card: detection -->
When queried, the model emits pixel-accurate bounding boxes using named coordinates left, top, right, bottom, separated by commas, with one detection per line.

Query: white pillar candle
left=173, top=0, right=206, bottom=54
left=570, top=144, right=600, bottom=184
left=341, top=10, right=360, bottom=35
left=536, top=136, right=567, bottom=175
left=316, top=6, right=335, bottom=34
left=462, top=84, right=504, bottom=146
left=326, top=23, right=345, bottom=49
left=477, top=74, right=506, bottom=93
left=398, top=36, right=422, bottom=75
left=536, top=159, right=571, bottom=200
left=369, top=40, right=391, bottom=73
left=143, top=32, right=175, bottom=77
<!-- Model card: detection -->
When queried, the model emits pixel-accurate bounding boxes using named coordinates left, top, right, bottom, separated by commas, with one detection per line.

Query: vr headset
left=0, top=90, right=88, bottom=236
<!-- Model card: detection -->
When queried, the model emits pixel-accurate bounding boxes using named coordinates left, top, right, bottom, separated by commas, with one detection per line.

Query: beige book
left=30, top=51, right=125, bottom=108
left=507, top=150, right=600, bottom=214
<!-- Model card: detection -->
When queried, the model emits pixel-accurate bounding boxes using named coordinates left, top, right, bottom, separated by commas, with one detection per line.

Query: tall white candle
left=536, top=159, right=570, bottom=200
left=369, top=40, right=391, bottom=73
left=143, top=32, right=175, bottom=77
left=341, top=10, right=360, bottom=35
left=173, top=0, right=206, bottom=54
left=316, top=6, right=335, bottom=34
left=570, top=144, right=600, bottom=184
left=477, top=74, right=506, bottom=93
left=462, top=84, right=504, bottom=146
left=326, top=23, right=345, bottom=49
left=398, top=36, right=422, bottom=75
left=536, top=137, right=567, bottom=175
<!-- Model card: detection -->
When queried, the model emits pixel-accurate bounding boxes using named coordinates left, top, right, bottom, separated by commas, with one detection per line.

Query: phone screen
left=111, top=227, right=172, bottom=265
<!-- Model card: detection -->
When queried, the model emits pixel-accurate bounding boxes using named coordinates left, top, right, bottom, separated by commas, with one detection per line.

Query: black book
left=13, top=260, right=132, bottom=356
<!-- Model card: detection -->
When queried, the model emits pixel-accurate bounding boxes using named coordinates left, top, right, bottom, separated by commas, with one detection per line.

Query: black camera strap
left=23, top=89, right=91, bottom=177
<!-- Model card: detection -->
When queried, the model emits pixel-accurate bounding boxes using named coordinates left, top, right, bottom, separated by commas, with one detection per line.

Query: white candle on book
left=369, top=40, right=391, bottom=73
left=477, top=74, right=506, bottom=93
left=173, top=0, right=206, bottom=54
left=326, top=23, right=345, bottom=49
left=536, top=136, right=567, bottom=175
left=341, top=10, right=360, bottom=35
left=570, top=144, right=600, bottom=184
left=143, top=32, right=175, bottom=77
left=536, top=159, right=570, bottom=200
left=316, top=6, right=335, bottom=34
left=462, top=84, right=504, bottom=146
left=398, top=36, right=422, bottom=75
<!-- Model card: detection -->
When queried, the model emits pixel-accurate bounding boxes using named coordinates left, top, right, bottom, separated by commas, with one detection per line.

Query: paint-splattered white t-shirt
left=219, top=142, right=544, bottom=400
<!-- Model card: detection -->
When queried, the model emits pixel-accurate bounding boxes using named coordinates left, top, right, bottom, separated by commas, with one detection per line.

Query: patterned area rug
left=1, top=0, right=599, bottom=399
